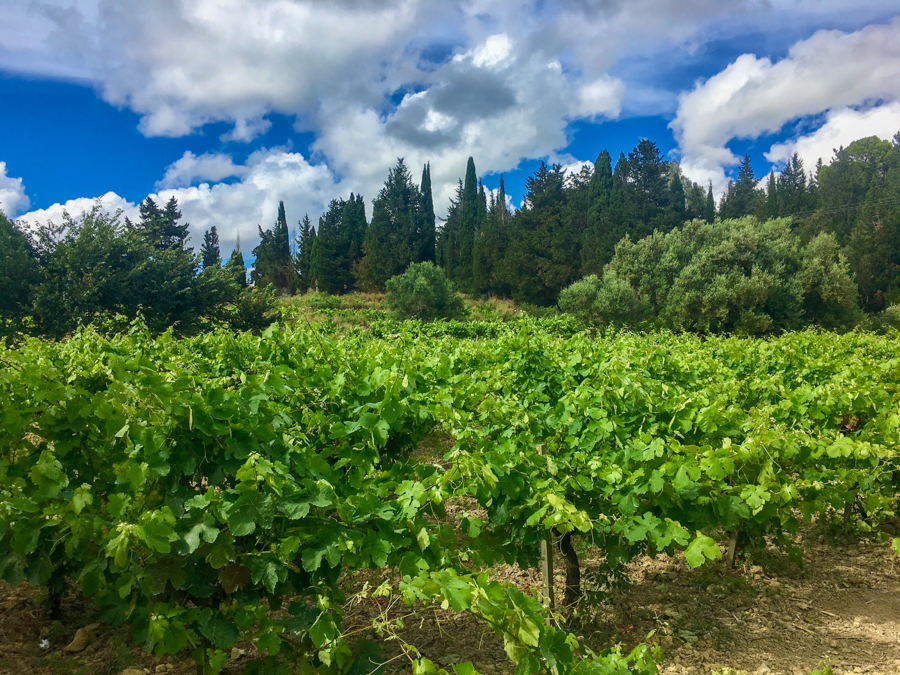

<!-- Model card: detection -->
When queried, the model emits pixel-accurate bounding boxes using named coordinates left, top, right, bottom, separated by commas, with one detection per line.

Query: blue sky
left=2, top=1, right=900, bottom=255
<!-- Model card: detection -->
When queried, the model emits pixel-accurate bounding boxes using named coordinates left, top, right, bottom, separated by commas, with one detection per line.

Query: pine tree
left=137, top=196, right=191, bottom=250
left=419, top=164, right=436, bottom=263
left=357, top=158, right=422, bottom=291
left=200, top=226, right=222, bottom=271
left=225, top=234, right=247, bottom=287
left=719, top=155, right=760, bottom=219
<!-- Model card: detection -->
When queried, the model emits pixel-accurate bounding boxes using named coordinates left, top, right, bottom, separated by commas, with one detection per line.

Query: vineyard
left=1, top=320, right=899, bottom=674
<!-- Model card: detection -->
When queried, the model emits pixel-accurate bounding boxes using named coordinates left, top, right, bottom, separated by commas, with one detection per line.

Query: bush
left=558, top=271, right=647, bottom=327
left=385, top=262, right=467, bottom=321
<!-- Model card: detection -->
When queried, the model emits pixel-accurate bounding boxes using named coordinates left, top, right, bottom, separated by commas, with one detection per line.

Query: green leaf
left=684, top=534, right=722, bottom=568
left=184, top=518, right=220, bottom=554
left=250, top=556, right=287, bottom=594
left=30, top=451, right=68, bottom=498
left=197, top=610, right=240, bottom=649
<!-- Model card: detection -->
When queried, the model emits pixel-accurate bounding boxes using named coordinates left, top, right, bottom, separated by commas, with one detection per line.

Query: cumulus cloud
left=0, top=162, right=30, bottom=217
left=766, top=104, right=900, bottom=169
left=156, top=151, right=248, bottom=189
left=16, top=192, right=138, bottom=229
left=672, top=19, right=900, bottom=193
left=5, top=0, right=900, bottom=221
left=18, top=148, right=337, bottom=256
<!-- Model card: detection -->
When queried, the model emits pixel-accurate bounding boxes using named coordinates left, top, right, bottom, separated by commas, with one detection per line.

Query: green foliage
left=603, top=217, right=858, bottom=334
left=558, top=272, right=648, bottom=327
left=134, top=196, right=190, bottom=251
left=30, top=207, right=207, bottom=335
left=252, top=201, right=296, bottom=294
left=358, top=159, right=427, bottom=291
left=0, top=210, right=39, bottom=333
left=294, top=214, right=316, bottom=293
left=200, top=226, right=222, bottom=271
left=3, top=322, right=899, bottom=672
left=224, top=237, right=248, bottom=288
left=385, top=262, right=467, bottom=321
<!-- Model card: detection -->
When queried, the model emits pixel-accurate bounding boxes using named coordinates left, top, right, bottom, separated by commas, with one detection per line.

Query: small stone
left=754, top=665, right=771, bottom=675
left=830, top=639, right=840, bottom=649
left=155, top=665, right=174, bottom=673
left=750, top=565, right=764, bottom=576
left=231, top=647, right=246, bottom=660
left=119, top=669, right=144, bottom=675
left=64, top=623, right=99, bottom=653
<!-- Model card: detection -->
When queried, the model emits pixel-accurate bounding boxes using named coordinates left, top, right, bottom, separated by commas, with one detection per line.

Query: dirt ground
left=1, top=518, right=898, bottom=675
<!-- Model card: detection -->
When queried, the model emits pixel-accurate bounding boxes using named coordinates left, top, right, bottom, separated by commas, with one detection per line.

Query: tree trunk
left=555, top=530, right=581, bottom=606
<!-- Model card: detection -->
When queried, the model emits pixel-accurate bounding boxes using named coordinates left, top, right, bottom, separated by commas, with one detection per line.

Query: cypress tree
left=419, top=164, right=436, bottom=263
left=200, top=226, right=222, bottom=271
left=765, top=170, right=779, bottom=219
left=455, top=157, right=479, bottom=291
left=313, top=198, right=349, bottom=294
left=342, top=194, right=367, bottom=291
left=705, top=181, right=716, bottom=223
left=295, top=214, right=316, bottom=293
left=668, top=169, right=687, bottom=224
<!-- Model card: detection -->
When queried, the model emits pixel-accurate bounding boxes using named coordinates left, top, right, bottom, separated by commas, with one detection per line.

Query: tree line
left=4, top=131, right=900, bottom=337
left=252, top=132, right=900, bottom=319
left=1, top=198, right=269, bottom=339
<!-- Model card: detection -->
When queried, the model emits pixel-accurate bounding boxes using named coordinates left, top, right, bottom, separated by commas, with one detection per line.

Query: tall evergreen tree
left=251, top=200, right=297, bottom=293
left=357, top=159, right=422, bottom=291
left=313, top=198, right=350, bottom=294
left=419, top=164, right=436, bottom=263
left=719, top=155, right=760, bottom=220
left=581, top=150, right=615, bottom=275
left=668, top=167, right=687, bottom=224
left=225, top=234, right=247, bottom=287
left=765, top=170, right=779, bottom=220
left=294, top=215, right=316, bottom=292
left=136, top=196, right=191, bottom=250
left=705, top=181, right=716, bottom=223
left=504, top=162, right=569, bottom=305
left=200, top=226, right=222, bottom=271
left=342, top=194, right=368, bottom=290
left=453, top=157, right=480, bottom=291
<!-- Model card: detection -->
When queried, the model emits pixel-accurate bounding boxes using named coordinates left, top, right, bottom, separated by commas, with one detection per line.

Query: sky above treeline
left=2, top=0, right=900, bottom=256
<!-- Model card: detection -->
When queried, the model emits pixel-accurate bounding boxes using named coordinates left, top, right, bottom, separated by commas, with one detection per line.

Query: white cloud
left=672, top=18, right=900, bottom=194
left=766, top=104, right=900, bottom=169
left=0, top=162, right=30, bottom=217
left=156, top=151, right=248, bottom=189
left=16, top=192, right=138, bottom=229
left=5, top=0, right=900, bottom=221
left=18, top=148, right=337, bottom=256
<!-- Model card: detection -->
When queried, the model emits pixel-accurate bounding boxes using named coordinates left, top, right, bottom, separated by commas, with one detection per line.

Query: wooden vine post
left=536, top=443, right=555, bottom=608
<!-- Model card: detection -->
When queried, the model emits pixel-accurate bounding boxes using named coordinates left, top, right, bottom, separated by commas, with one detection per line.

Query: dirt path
left=1, top=525, right=898, bottom=675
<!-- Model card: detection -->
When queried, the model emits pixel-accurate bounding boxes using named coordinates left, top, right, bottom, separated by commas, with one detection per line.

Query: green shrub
left=385, top=262, right=467, bottom=321
left=558, top=271, right=647, bottom=327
